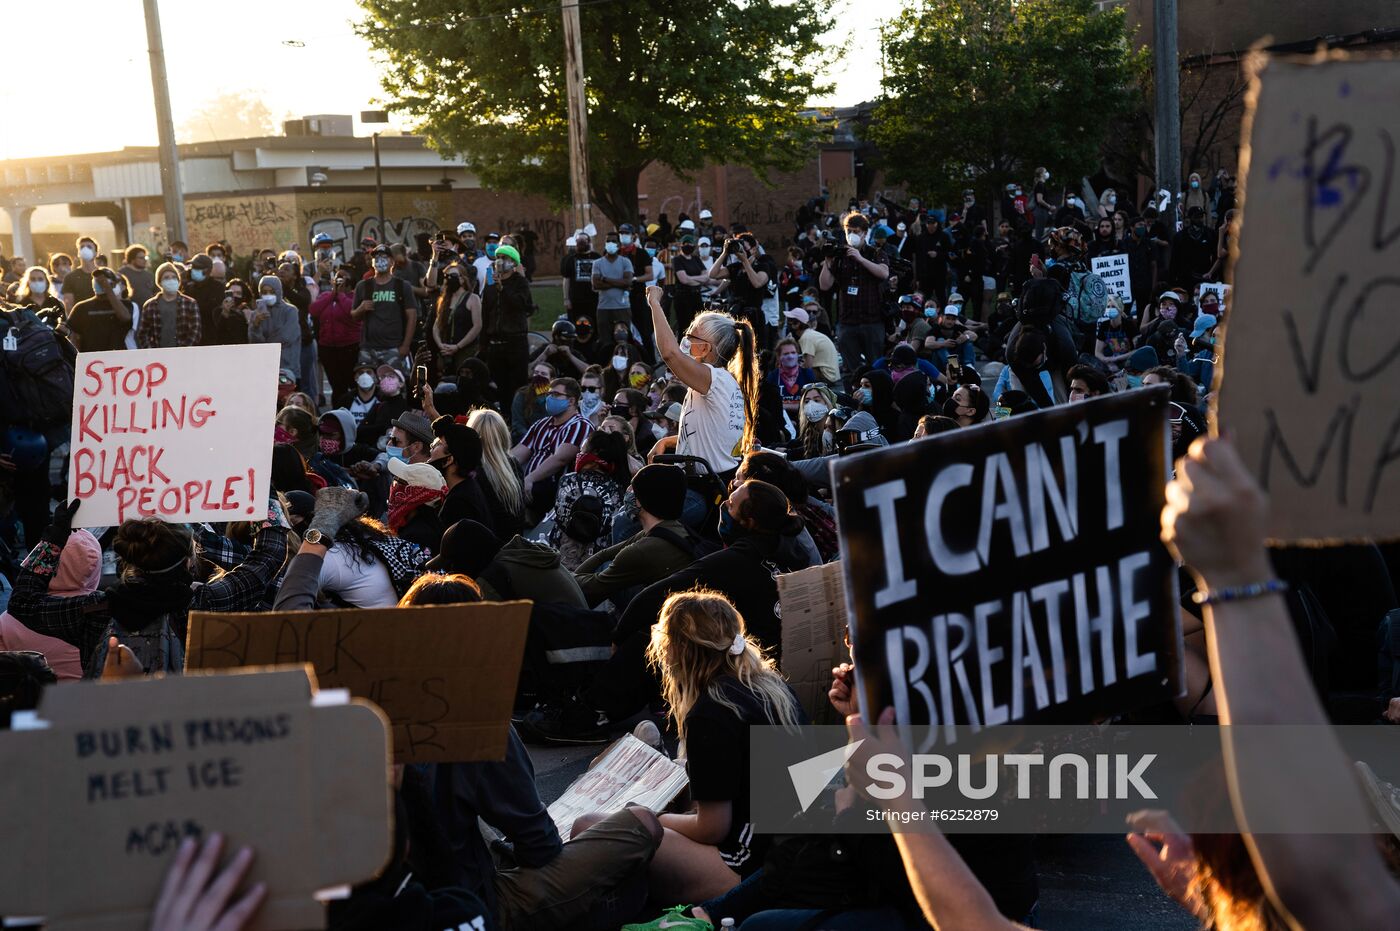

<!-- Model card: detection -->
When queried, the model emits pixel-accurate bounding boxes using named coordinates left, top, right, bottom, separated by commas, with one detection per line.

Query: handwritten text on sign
left=1217, top=59, right=1400, bottom=541
left=833, top=389, right=1181, bottom=746
left=1091, top=254, right=1132, bottom=302
left=67, top=345, right=279, bottom=527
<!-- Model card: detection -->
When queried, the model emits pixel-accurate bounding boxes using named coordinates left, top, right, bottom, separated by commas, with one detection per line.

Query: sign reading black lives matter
left=832, top=388, right=1182, bottom=742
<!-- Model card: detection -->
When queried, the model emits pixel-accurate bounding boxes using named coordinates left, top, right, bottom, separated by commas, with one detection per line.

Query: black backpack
left=1, top=306, right=73, bottom=426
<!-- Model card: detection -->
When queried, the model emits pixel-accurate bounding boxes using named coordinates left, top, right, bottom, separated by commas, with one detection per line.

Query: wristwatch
left=302, top=529, right=326, bottom=546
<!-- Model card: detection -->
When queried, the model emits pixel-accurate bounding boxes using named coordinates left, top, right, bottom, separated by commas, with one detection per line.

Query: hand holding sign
left=150, top=835, right=266, bottom=931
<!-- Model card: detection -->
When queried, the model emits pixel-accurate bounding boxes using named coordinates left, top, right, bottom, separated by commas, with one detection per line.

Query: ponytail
left=729, top=317, right=760, bottom=455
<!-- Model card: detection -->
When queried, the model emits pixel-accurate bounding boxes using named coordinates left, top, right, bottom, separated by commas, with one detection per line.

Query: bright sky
left=4, top=0, right=899, bottom=162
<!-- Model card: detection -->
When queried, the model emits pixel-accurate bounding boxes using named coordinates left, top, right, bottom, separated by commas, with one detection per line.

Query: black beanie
left=631, top=464, right=686, bottom=521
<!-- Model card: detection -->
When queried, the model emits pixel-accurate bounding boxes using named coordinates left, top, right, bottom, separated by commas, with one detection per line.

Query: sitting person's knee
left=624, top=804, right=663, bottom=845
left=571, top=812, right=605, bottom=837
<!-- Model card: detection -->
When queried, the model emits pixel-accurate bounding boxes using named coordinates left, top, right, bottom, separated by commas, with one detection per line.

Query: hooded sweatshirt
left=476, top=535, right=587, bottom=607
left=0, top=530, right=101, bottom=679
left=311, top=409, right=359, bottom=489
left=249, top=275, right=302, bottom=378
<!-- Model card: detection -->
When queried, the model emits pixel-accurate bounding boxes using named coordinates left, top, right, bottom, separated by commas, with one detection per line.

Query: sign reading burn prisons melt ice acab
left=67, top=345, right=280, bottom=528
left=832, top=389, right=1182, bottom=744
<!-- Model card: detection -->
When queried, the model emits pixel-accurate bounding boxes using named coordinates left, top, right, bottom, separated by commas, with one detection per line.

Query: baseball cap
left=678, top=219, right=696, bottom=231
left=618, top=223, right=635, bottom=234
left=457, top=221, right=476, bottom=234
left=697, top=236, right=712, bottom=246
left=784, top=307, right=810, bottom=324
left=485, top=231, right=501, bottom=241
left=388, top=457, right=446, bottom=491
left=1158, top=291, right=1181, bottom=305
left=699, top=208, right=713, bottom=220
left=942, top=305, right=961, bottom=317
left=1190, top=313, right=1218, bottom=339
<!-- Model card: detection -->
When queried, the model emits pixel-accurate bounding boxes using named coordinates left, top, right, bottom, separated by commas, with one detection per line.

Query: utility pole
left=561, top=0, right=593, bottom=231
left=362, top=110, right=391, bottom=243
left=143, top=0, right=186, bottom=247
left=1153, top=0, right=1182, bottom=216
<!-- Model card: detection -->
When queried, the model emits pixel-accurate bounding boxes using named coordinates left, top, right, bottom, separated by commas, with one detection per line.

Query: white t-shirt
left=319, top=544, right=399, bottom=608
left=677, top=363, right=745, bottom=473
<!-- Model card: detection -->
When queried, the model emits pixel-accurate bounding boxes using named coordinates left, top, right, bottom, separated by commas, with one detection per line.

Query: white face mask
left=618, top=234, right=633, bottom=246
left=374, top=257, right=391, bottom=272
left=29, top=279, right=48, bottom=294
left=79, top=246, right=96, bottom=261
left=846, top=232, right=864, bottom=247
left=604, top=242, right=619, bottom=255
left=356, top=372, right=376, bottom=390
left=804, top=401, right=829, bottom=422
left=259, top=293, right=277, bottom=306
left=160, top=278, right=180, bottom=293
left=611, top=355, right=628, bottom=371
left=698, top=246, right=712, bottom=258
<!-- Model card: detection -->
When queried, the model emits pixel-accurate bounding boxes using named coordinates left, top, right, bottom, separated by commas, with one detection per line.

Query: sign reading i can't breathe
left=831, top=389, right=1182, bottom=746
left=67, top=344, right=280, bottom=528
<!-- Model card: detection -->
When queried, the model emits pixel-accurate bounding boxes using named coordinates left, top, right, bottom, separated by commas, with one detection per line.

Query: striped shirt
left=520, top=412, right=593, bottom=476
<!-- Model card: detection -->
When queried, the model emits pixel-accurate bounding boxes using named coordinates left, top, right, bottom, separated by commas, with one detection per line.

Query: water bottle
left=720, top=920, right=735, bottom=929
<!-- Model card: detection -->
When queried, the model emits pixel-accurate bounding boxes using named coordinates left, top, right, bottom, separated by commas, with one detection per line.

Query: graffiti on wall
left=489, top=214, right=569, bottom=266
left=303, top=207, right=440, bottom=257
left=185, top=196, right=297, bottom=252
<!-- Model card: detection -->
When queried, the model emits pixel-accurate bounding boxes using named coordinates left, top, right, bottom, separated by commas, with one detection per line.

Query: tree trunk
left=592, top=165, right=643, bottom=229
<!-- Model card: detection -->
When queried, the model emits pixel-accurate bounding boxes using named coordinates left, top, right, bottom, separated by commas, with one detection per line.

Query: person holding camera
left=309, top=268, right=363, bottom=402
left=704, top=232, right=778, bottom=349
left=819, top=211, right=890, bottom=386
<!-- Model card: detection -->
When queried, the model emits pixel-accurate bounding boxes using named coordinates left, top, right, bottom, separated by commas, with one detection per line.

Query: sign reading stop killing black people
left=832, top=388, right=1182, bottom=744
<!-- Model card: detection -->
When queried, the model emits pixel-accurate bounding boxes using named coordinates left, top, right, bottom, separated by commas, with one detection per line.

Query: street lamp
left=361, top=109, right=390, bottom=243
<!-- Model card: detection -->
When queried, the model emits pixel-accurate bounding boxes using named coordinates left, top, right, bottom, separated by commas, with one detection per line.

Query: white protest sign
left=1091, top=253, right=1132, bottom=301
left=1197, top=281, right=1230, bottom=307
left=68, top=344, right=280, bottom=528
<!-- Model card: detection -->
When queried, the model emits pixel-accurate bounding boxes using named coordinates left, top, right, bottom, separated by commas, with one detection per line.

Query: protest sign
left=187, top=601, right=531, bottom=763
left=0, top=666, right=391, bottom=930
left=832, top=388, right=1181, bottom=745
left=1216, top=57, right=1400, bottom=542
left=67, top=344, right=280, bottom=528
left=547, top=734, right=688, bottom=842
left=1090, top=253, right=1132, bottom=302
left=777, top=562, right=848, bottom=722
left=1196, top=281, right=1230, bottom=308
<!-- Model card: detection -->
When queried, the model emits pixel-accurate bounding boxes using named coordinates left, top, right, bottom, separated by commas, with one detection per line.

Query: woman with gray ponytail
left=647, top=285, right=758, bottom=479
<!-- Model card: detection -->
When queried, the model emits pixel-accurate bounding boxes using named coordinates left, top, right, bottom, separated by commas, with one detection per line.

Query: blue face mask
left=718, top=505, right=747, bottom=545
left=191, top=269, right=206, bottom=282
left=645, top=247, right=658, bottom=257
left=485, top=243, right=499, bottom=258
left=544, top=395, right=570, bottom=416
left=924, top=307, right=938, bottom=318
left=1125, top=374, right=1143, bottom=389
left=853, top=387, right=872, bottom=406
left=386, top=445, right=407, bottom=462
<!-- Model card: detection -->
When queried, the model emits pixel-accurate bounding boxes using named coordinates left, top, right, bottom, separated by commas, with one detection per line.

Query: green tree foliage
left=866, top=0, right=1146, bottom=205
left=357, top=0, right=837, bottom=225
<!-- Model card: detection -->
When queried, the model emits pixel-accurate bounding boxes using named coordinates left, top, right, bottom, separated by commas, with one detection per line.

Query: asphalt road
left=527, top=743, right=1197, bottom=930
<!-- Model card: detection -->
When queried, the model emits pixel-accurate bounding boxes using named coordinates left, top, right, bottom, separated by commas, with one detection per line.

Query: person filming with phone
left=819, top=210, right=890, bottom=386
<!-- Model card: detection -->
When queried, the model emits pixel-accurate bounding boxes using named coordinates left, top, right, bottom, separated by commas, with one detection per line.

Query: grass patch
left=530, top=282, right=565, bottom=331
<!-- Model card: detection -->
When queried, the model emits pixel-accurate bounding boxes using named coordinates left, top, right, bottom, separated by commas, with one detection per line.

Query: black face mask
left=610, top=403, right=631, bottom=418
left=429, top=456, right=452, bottom=475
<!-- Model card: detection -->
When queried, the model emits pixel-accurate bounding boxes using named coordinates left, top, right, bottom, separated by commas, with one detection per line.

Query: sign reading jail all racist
left=832, top=388, right=1183, bottom=746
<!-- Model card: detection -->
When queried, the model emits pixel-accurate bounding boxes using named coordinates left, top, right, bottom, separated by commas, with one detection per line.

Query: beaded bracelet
left=1191, top=579, right=1289, bottom=606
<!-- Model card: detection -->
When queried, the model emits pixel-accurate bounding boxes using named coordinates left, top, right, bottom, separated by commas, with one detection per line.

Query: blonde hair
left=646, top=588, right=800, bottom=750
left=601, top=414, right=643, bottom=465
left=689, top=310, right=759, bottom=454
left=467, top=408, right=525, bottom=517
left=16, top=266, right=52, bottom=305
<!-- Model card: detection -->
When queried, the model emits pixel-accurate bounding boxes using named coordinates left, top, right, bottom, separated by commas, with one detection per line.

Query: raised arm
left=648, top=285, right=711, bottom=394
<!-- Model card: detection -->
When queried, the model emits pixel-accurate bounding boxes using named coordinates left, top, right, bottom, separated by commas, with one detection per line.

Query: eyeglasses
left=547, top=390, right=571, bottom=399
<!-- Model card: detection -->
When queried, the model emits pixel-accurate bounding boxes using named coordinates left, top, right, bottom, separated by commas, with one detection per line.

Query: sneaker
left=621, top=905, right=711, bottom=931
left=632, top=719, right=663, bottom=751
left=517, top=700, right=611, bottom=745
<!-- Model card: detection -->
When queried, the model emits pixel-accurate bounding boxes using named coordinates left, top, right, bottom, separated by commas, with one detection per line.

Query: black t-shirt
left=68, top=295, right=131, bottom=352
left=560, top=251, right=600, bottom=311
left=62, top=268, right=94, bottom=304
left=671, top=254, right=706, bottom=291
left=728, top=254, right=779, bottom=309
left=686, top=675, right=805, bottom=876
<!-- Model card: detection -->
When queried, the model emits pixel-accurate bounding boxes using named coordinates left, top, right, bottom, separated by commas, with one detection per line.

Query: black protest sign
left=1215, top=57, right=1400, bottom=543
left=832, top=388, right=1181, bottom=742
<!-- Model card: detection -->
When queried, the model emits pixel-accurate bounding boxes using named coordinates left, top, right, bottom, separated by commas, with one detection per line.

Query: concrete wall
left=638, top=157, right=828, bottom=251
left=1123, top=0, right=1396, bottom=54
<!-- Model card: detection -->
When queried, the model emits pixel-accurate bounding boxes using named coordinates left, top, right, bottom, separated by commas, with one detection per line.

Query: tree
left=356, top=0, right=837, bottom=225
left=865, top=0, right=1145, bottom=207
left=178, top=91, right=278, bottom=143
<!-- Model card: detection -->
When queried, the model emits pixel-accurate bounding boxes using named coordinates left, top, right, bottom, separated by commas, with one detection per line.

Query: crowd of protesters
left=0, top=160, right=1398, bottom=931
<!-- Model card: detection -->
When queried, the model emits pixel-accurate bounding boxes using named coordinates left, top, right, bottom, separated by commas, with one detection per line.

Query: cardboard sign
left=67, top=345, right=280, bottom=528
left=1196, top=281, right=1230, bottom=308
left=186, top=602, right=531, bottom=763
left=777, top=562, right=848, bottom=722
left=1216, top=57, right=1400, bottom=542
left=0, top=667, right=391, bottom=930
left=547, top=734, right=688, bottom=842
left=1091, top=253, right=1132, bottom=302
left=832, top=389, right=1182, bottom=745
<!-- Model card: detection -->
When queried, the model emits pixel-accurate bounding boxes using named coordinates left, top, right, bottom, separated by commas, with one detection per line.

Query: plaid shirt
left=9, top=524, right=289, bottom=674
left=832, top=251, right=889, bottom=326
left=137, top=293, right=202, bottom=347
left=520, top=413, right=593, bottom=476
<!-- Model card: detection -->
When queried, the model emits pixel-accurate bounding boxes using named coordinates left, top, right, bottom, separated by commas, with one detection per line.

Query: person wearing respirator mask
left=310, top=269, right=362, bottom=402
left=17, top=267, right=65, bottom=330
left=136, top=262, right=202, bottom=349
left=67, top=267, right=136, bottom=352
left=245, top=274, right=301, bottom=379
left=62, top=236, right=102, bottom=312
left=477, top=243, right=533, bottom=400
left=350, top=244, right=417, bottom=373
left=346, top=364, right=382, bottom=430
left=818, top=210, right=890, bottom=383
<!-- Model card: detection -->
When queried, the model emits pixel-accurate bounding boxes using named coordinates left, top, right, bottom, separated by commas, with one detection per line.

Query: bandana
left=573, top=452, right=616, bottom=474
left=387, top=482, right=446, bottom=531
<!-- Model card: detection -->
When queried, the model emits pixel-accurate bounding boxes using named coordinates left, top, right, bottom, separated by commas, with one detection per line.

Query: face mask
left=485, top=243, right=499, bottom=258
left=779, top=352, right=798, bottom=369
left=79, top=246, right=96, bottom=261
left=619, top=234, right=633, bottom=246
left=386, top=445, right=407, bottom=463
left=718, top=505, right=747, bottom=545
left=259, top=293, right=277, bottom=306
left=316, top=249, right=332, bottom=261
left=645, top=247, right=658, bottom=257
left=1126, top=374, right=1144, bottom=389
left=846, top=232, right=864, bottom=247
left=93, top=282, right=105, bottom=295
left=580, top=390, right=602, bottom=414
left=318, top=436, right=342, bottom=456
left=544, top=395, right=571, bottom=416
left=355, top=372, right=375, bottom=390
left=853, top=387, right=872, bottom=406
left=428, top=456, right=452, bottom=475
left=804, top=401, right=829, bottom=422
left=1043, top=172, right=1050, bottom=181
left=274, top=425, right=296, bottom=445
left=29, top=279, right=47, bottom=294
left=681, top=244, right=695, bottom=254
left=612, top=355, right=628, bottom=371
left=374, top=257, right=390, bottom=272
left=576, top=242, right=591, bottom=253
left=610, top=403, right=631, bottom=418
left=604, top=242, right=619, bottom=255
left=1159, top=305, right=1178, bottom=321
left=493, top=259, right=516, bottom=277
left=629, top=373, right=650, bottom=388
left=160, top=278, right=180, bottom=293
left=1190, top=180, right=1200, bottom=189
left=698, top=246, right=711, bottom=258
left=924, top=306, right=938, bottom=318
left=679, top=336, right=693, bottom=356
left=532, top=374, right=551, bottom=394
left=191, top=269, right=206, bottom=282
left=380, top=376, right=402, bottom=395
left=1135, top=226, right=1148, bottom=236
